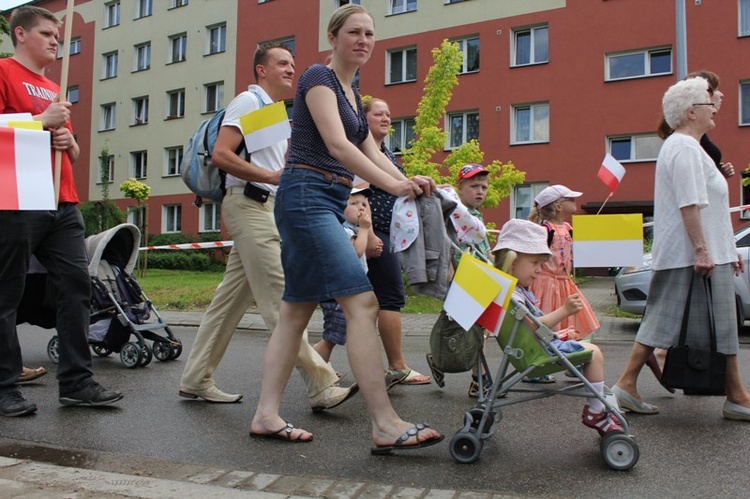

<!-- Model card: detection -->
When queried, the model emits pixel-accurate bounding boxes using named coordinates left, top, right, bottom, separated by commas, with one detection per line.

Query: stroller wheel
left=47, top=336, right=60, bottom=364
left=468, top=408, right=496, bottom=435
left=139, top=342, right=153, bottom=367
left=168, top=339, right=183, bottom=360
left=92, top=345, right=113, bottom=357
left=120, top=342, right=143, bottom=369
left=153, top=341, right=172, bottom=362
left=601, top=433, right=639, bottom=471
left=449, top=431, right=483, bottom=464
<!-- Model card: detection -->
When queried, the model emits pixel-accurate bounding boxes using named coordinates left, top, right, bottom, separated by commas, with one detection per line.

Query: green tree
left=401, top=39, right=525, bottom=208
left=1, top=15, right=13, bottom=59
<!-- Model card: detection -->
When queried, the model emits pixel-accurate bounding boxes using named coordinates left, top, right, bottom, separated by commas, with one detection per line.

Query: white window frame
left=608, top=134, right=663, bottom=163
left=169, top=34, right=187, bottom=63
left=741, top=81, right=750, bottom=126
left=511, top=102, right=549, bottom=145
left=445, top=0, right=468, bottom=3
left=606, top=47, right=672, bottom=81
left=170, top=0, right=189, bottom=8
left=100, top=103, right=116, bottom=131
left=512, top=182, right=548, bottom=220
left=512, top=25, right=548, bottom=67
left=136, top=0, right=152, bottom=19
left=103, top=51, right=118, bottom=79
left=455, top=36, right=480, bottom=74
left=131, top=151, right=148, bottom=179
left=740, top=0, right=750, bottom=37
left=386, top=117, right=416, bottom=155
left=386, top=47, right=417, bottom=84
left=67, top=86, right=79, bottom=103
left=207, top=23, right=226, bottom=55
left=97, top=155, right=115, bottom=184
left=128, top=205, right=145, bottom=228
left=132, top=96, right=149, bottom=126
left=58, top=37, right=81, bottom=58
left=104, top=1, right=120, bottom=28
left=445, top=110, right=479, bottom=150
left=199, top=203, right=221, bottom=233
left=163, top=204, right=182, bottom=233
left=204, top=82, right=224, bottom=113
left=167, top=89, right=185, bottom=119
left=165, top=146, right=183, bottom=176
left=134, top=42, right=151, bottom=71
left=337, top=0, right=361, bottom=7
left=389, top=0, right=417, bottom=15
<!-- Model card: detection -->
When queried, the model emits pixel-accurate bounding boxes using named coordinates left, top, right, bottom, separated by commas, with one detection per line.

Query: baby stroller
left=446, top=295, right=639, bottom=470
left=43, top=223, right=182, bottom=368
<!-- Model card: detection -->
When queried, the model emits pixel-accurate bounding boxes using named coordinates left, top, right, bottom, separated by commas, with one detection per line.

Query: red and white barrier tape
left=139, top=241, right=233, bottom=251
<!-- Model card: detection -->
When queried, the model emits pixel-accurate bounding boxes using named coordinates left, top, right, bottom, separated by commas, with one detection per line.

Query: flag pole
left=596, top=192, right=613, bottom=215
left=54, top=0, right=75, bottom=206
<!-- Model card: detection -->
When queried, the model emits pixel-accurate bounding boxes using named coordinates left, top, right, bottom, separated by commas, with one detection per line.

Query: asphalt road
left=5, top=316, right=750, bottom=498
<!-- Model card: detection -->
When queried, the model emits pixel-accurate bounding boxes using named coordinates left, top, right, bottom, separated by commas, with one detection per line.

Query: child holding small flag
left=529, top=185, right=600, bottom=341
left=493, top=219, right=623, bottom=436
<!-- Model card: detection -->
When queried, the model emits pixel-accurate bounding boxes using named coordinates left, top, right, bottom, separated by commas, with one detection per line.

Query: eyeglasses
left=692, top=102, right=716, bottom=108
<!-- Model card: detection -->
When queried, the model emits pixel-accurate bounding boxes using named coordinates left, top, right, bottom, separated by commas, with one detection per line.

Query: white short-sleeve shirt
left=652, top=133, right=736, bottom=270
left=221, top=84, right=286, bottom=194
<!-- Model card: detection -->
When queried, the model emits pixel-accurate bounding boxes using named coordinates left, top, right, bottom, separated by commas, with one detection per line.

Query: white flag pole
left=54, top=0, right=75, bottom=206
left=596, top=192, right=613, bottom=215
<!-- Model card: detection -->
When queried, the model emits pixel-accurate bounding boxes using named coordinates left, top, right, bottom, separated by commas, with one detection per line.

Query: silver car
left=614, top=225, right=750, bottom=327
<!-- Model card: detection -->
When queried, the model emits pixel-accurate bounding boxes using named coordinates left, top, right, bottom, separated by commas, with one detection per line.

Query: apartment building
left=11, top=0, right=750, bottom=236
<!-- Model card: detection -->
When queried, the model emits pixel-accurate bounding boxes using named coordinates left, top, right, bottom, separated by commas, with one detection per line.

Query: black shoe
left=0, top=391, right=38, bottom=417
left=59, top=381, right=123, bottom=407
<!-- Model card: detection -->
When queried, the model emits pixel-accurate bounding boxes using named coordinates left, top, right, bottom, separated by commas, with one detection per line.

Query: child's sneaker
left=581, top=405, right=623, bottom=435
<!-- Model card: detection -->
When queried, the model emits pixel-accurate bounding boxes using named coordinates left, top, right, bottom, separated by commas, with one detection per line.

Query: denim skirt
left=275, top=166, right=373, bottom=302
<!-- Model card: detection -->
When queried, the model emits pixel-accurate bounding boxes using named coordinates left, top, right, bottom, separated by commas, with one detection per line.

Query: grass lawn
left=137, top=268, right=444, bottom=314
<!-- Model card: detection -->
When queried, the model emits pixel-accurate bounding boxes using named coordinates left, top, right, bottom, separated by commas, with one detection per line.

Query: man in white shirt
left=178, top=44, right=357, bottom=410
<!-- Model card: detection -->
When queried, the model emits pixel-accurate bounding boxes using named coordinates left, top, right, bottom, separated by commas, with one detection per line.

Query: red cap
left=458, top=163, right=489, bottom=182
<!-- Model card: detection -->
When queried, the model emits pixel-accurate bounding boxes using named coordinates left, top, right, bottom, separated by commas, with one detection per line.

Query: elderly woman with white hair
left=612, top=77, right=750, bottom=421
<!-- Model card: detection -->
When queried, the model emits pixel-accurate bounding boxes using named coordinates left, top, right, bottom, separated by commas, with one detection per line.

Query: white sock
left=587, top=381, right=605, bottom=413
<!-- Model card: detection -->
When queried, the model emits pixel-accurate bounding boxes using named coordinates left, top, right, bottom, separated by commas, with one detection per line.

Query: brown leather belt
left=286, top=163, right=353, bottom=188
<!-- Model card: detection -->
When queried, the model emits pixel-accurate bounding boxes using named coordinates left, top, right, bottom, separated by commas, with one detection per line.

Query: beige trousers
left=179, top=188, right=338, bottom=398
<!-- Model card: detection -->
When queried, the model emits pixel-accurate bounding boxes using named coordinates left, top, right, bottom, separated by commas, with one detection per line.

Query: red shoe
left=582, top=405, right=623, bottom=436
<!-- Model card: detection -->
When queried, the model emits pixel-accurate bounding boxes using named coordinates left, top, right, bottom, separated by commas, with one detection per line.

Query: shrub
left=143, top=251, right=225, bottom=272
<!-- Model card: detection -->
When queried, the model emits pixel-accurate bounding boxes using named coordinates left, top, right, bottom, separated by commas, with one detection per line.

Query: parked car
left=614, top=225, right=750, bottom=327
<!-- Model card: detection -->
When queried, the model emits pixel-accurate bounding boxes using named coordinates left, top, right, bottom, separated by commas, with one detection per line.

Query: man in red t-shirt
left=0, top=6, right=123, bottom=417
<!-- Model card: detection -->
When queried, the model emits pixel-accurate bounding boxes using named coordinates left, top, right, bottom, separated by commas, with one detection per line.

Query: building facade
left=8, top=0, right=750, bottom=236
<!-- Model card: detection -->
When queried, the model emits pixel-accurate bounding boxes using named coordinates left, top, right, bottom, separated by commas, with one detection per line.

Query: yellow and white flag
left=572, top=214, right=643, bottom=268
left=444, top=252, right=517, bottom=332
left=239, top=101, right=291, bottom=153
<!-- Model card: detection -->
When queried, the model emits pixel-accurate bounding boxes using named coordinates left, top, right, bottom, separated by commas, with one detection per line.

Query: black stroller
left=19, top=223, right=182, bottom=368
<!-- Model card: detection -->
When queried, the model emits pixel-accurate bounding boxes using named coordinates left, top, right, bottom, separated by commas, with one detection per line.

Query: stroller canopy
left=86, top=223, right=141, bottom=276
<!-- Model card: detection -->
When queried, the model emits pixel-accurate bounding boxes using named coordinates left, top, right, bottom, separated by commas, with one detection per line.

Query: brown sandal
left=19, top=366, right=47, bottom=383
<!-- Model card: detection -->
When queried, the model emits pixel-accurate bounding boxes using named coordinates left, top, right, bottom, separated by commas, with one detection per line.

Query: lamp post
left=675, top=0, right=688, bottom=80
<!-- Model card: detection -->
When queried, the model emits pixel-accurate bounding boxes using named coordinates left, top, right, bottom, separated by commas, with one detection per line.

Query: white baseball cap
left=534, top=184, right=582, bottom=208
left=491, top=219, right=552, bottom=257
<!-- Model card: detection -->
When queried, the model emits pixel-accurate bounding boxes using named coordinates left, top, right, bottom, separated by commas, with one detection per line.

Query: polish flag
left=598, top=154, right=626, bottom=193
left=0, top=126, right=55, bottom=210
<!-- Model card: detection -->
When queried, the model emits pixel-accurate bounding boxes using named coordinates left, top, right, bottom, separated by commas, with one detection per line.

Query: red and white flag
left=0, top=126, right=55, bottom=210
left=598, top=154, right=626, bottom=193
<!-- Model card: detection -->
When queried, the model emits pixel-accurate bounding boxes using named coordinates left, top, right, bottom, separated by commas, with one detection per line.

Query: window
left=741, top=82, right=750, bottom=125
left=136, top=0, right=152, bottom=18
left=742, top=171, right=750, bottom=219
left=389, top=0, right=417, bottom=14
left=67, top=86, right=79, bottom=103
left=204, top=82, right=224, bottom=113
left=606, top=48, right=672, bottom=81
left=387, top=117, right=416, bottom=154
left=97, top=155, right=115, bottom=184
left=513, top=183, right=548, bottom=220
left=170, top=0, right=189, bottom=7
left=284, top=100, right=294, bottom=121
left=165, top=146, right=183, bottom=176
left=512, top=103, right=549, bottom=144
left=58, top=37, right=81, bottom=58
left=163, top=204, right=182, bottom=233
left=741, top=0, right=750, bottom=36
left=264, top=36, right=296, bottom=56
left=446, top=111, right=479, bottom=149
left=103, top=51, right=118, bottom=79
left=169, top=34, right=187, bottom=63
left=200, top=203, right=221, bottom=232
left=338, top=0, right=361, bottom=6
left=128, top=206, right=145, bottom=229
left=207, top=24, right=226, bottom=55
left=132, top=96, right=149, bottom=125
left=134, top=42, right=150, bottom=71
left=132, top=151, right=148, bottom=179
left=101, top=103, right=116, bottom=131
left=608, top=134, right=663, bottom=162
left=105, top=1, right=120, bottom=28
left=167, top=89, right=185, bottom=119
left=387, top=47, right=417, bottom=84
left=513, top=25, right=548, bottom=66
left=455, top=36, right=480, bottom=74
left=445, top=0, right=468, bottom=3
